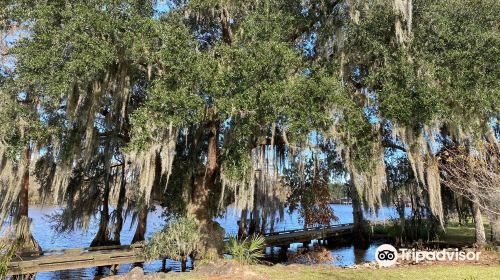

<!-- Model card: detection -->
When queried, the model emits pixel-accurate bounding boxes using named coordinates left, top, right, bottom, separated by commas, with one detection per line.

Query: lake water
left=15, top=204, right=407, bottom=279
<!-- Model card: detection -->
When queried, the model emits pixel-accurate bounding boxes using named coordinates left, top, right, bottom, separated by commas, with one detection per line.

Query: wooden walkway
left=8, top=244, right=144, bottom=276
left=263, top=223, right=353, bottom=246
left=8, top=223, right=355, bottom=276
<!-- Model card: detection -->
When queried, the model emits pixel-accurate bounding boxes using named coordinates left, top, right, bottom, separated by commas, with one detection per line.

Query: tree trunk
left=270, top=214, right=275, bottom=234
left=188, top=122, right=224, bottom=259
left=472, top=202, right=486, bottom=248
left=189, top=123, right=218, bottom=220
left=113, top=164, right=127, bottom=243
left=260, top=209, right=267, bottom=234
left=238, top=209, right=248, bottom=239
left=248, top=209, right=261, bottom=236
left=18, top=147, right=30, bottom=220
left=90, top=181, right=111, bottom=247
left=132, top=204, right=148, bottom=244
left=15, top=144, right=42, bottom=255
left=350, top=181, right=368, bottom=248
left=181, top=257, right=187, bottom=272
left=456, top=198, right=463, bottom=226
left=396, top=197, right=406, bottom=245
left=487, top=212, right=500, bottom=245
left=91, top=143, right=113, bottom=247
left=161, top=258, right=167, bottom=272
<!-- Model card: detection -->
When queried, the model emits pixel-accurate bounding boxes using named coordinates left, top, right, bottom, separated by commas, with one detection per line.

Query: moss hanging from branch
left=220, top=143, right=289, bottom=213
left=393, top=0, right=413, bottom=44
left=0, top=156, right=23, bottom=226
left=346, top=140, right=386, bottom=215
left=392, top=124, right=445, bottom=226
left=127, top=124, right=178, bottom=204
left=426, top=155, right=444, bottom=226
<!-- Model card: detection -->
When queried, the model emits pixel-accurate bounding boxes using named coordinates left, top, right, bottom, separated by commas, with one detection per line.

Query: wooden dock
left=263, top=223, right=353, bottom=246
left=8, top=223, right=355, bottom=276
left=8, top=244, right=144, bottom=276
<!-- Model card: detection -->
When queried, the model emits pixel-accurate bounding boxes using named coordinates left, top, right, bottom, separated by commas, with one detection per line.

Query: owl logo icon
left=375, top=244, right=398, bottom=267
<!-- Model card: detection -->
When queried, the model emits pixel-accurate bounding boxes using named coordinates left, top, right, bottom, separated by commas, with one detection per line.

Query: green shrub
left=142, top=217, right=204, bottom=271
left=0, top=239, right=15, bottom=279
left=372, top=217, right=446, bottom=245
left=402, top=217, right=445, bottom=242
left=226, top=235, right=265, bottom=265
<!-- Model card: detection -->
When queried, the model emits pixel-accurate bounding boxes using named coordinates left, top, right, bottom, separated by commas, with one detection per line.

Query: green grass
left=253, top=265, right=500, bottom=280
left=442, top=221, right=492, bottom=245
left=158, top=264, right=500, bottom=280
left=372, top=218, right=494, bottom=245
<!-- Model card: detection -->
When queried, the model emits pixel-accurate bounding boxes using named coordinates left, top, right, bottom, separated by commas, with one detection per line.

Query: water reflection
left=330, top=243, right=381, bottom=266
left=34, top=260, right=191, bottom=280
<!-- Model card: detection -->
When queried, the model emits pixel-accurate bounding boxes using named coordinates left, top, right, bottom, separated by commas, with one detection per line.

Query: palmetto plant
left=227, top=235, right=265, bottom=265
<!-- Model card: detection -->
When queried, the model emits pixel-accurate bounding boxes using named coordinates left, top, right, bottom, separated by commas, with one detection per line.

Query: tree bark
left=350, top=180, right=368, bottom=248
left=248, top=209, right=261, bottom=236
left=396, top=197, right=406, bottom=245
left=220, top=7, right=233, bottom=45
left=132, top=204, right=148, bottom=244
left=260, top=209, right=268, bottom=234
left=15, top=144, right=42, bottom=254
left=181, top=256, right=187, bottom=272
left=161, top=258, right=167, bottom=272
left=456, top=198, right=463, bottom=226
left=238, top=208, right=248, bottom=239
left=472, top=201, right=486, bottom=248
left=189, top=123, right=218, bottom=220
left=91, top=143, right=113, bottom=247
left=188, top=122, right=224, bottom=259
left=90, top=180, right=111, bottom=247
left=18, top=146, right=30, bottom=219
left=487, top=211, right=500, bottom=245
left=113, top=164, right=127, bottom=243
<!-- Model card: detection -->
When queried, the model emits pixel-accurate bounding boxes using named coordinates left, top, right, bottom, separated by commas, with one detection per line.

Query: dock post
left=278, top=244, right=289, bottom=261
left=110, top=264, right=119, bottom=275
left=326, top=237, right=334, bottom=246
left=162, top=258, right=167, bottom=272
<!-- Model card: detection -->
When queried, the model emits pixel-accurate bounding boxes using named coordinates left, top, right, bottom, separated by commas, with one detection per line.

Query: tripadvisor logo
left=375, top=244, right=398, bottom=267
left=375, top=244, right=481, bottom=267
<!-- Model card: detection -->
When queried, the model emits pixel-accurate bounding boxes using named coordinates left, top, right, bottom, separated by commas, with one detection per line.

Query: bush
left=142, top=217, right=204, bottom=271
left=403, top=217, right=444, bottom=242
left=226, top=235, right=265, bottom=265
left=1, top=239, right=15, bottom=279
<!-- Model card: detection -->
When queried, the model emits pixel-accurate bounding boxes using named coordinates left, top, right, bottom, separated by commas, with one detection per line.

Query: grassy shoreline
left=252, top=264, right=500, bottom=280
left=144, top=263, right=500, bottom=280
left=372, top=219, right=495, bottom=247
